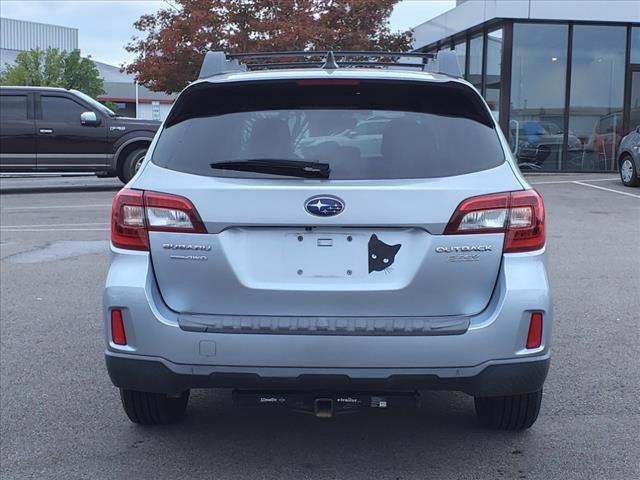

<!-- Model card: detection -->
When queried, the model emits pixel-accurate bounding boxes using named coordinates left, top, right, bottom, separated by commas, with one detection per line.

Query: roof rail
left=198, top=50, right=462, bottom=79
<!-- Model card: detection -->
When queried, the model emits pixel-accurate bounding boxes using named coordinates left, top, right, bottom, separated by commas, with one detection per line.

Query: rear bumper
left=104, top=246, right=552, bottom=383
left=105, top=352, right=550, bottom=396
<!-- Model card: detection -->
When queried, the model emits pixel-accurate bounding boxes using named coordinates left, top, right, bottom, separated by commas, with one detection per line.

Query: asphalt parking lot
left=1, top=174, right=639, bottom=480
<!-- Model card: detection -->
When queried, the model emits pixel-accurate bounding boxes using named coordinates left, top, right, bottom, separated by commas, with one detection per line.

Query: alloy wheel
left=621, top=158, right=634, bottom=183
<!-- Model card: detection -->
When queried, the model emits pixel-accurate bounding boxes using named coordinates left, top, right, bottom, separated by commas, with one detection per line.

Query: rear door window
left=0, top=95, right=28, bottom=120
left=153, top=80, right=505, bottom=180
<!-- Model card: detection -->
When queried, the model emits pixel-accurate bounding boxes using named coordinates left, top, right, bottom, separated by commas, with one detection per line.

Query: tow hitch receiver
left=233, top=391, right=420, bottom=418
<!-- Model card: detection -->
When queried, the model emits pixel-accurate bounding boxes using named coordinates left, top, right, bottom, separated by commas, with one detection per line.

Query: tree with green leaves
left=0, top=48, right=105, bottom=99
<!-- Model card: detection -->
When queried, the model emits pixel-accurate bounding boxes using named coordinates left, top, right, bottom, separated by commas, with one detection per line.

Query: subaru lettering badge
left=305, top=195, right=344, bottom=217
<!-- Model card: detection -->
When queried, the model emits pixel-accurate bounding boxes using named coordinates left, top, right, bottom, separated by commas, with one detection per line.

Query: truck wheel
left=620, top=155, right=639, bottom=187
left=118, top=148, right=147, bottom=183
left=474, top=389, right=542, bottom=430
left=119, top=389, right=189, bottom=425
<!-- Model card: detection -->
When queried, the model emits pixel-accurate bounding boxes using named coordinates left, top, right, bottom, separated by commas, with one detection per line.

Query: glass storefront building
left=414, top=2, right=640, bottom=172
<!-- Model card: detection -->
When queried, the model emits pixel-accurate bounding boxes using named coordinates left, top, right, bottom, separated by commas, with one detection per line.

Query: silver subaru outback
left=104, top=51, right=551, bottom=430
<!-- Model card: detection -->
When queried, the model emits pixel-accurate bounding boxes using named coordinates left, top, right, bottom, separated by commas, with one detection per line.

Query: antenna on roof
left=322, top=51, right=339, bottom=70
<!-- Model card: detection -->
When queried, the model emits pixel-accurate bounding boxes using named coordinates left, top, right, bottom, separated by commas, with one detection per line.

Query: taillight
left=111, top=189, right=206, bottom=250
left=111, top=189, right=148, bottom=250
left=144, top=191, right=207, bottom=233
left=443, top=193, right=509, bottom=235
left=505, top=190, right=545, bottom=253
left=444, top=190, right=545, bottom=253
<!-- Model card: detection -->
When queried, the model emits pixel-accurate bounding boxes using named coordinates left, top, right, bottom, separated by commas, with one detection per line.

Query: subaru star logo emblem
left=305, top=195, right=344, bottom=217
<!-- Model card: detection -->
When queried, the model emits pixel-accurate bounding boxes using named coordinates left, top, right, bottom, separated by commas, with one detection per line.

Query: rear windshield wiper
left=210, top=159, right=330, bottom=179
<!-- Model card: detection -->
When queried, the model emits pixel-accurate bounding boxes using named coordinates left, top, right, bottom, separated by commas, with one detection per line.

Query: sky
left=0, top=0, right=455, bottom=66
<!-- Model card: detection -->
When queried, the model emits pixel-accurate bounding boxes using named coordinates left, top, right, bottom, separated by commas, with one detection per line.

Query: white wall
left=413, top=0, right=640, bottom=48
left=529, top=0, right=640, bottom=23
left=0, top=17, right=78, bottom=52
left=137, top=102, right=173, bottom=122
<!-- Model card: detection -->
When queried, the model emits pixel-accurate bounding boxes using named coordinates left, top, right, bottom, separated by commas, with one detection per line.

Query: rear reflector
left=526, top=312, right=543, bottom=349
left=444, top=190, right=545, bottom=253
left=111, top=189, right=206, bottom=250
left=111, top=309, right=127, bottom=345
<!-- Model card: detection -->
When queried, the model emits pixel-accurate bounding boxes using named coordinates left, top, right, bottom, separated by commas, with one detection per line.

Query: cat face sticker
left=368, top=234, right=401, bottom=273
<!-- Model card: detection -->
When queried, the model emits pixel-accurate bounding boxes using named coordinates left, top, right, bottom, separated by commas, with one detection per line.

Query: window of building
left=485, top=28, right=503, bottom=120
left=0, top=95, right=28, bottom=120
left=629, top=72, right=640, bottom=132
left=509, top=23, right=568, bottom=171
left=41, top=96, right=86, bottom=123
left=631, top=27, right=640, bottom=64
left=113, top=102, right=136, bottom=118
left=423, top=46, right=438, bottom=71
left=468, top=33, right=483, bottom=89
left=437, top=45, right=452, bottom=71
left=568, top=25, right=626, bottom=171
left=453, top=40, right=466, bottom=76
left=630, top=27, right=640, bottom=137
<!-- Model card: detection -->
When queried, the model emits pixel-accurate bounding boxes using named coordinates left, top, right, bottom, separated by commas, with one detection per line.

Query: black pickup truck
left=0, top=86, right=161, bottom=183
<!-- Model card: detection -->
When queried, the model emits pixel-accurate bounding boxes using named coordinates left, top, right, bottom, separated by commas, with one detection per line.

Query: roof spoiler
left=198, top=50, right=462, bottom=79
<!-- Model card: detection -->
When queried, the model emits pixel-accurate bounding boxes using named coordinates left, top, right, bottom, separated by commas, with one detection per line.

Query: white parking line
left=529, top=177, right=618, bottom=185
left=0, top=203, right=111, bottom=211
left=0, top=222, right=108, bottom=229
left=0, top=228, right=109, bottom=232
left=572, top=181, right=640, bottom=199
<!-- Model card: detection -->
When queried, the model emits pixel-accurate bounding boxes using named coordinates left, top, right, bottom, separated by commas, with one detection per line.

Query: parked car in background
left=105, top=51, right=551, bottom=431
left=511, top=120, right=581, bottom=170
left=587, top=109, right=640, bottom=172
left=617, top=126, right=640, bottom=187
left=0, top=86, right=160, bottom=183
left=587, top=112, right=624, bottom=171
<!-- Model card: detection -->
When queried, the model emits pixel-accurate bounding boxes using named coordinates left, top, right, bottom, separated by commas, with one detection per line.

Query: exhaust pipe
left=314, top=398, right=334, bottom=418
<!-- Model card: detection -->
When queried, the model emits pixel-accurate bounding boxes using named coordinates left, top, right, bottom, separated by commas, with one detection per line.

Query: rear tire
left=619, top=155, right=639, bottom=187
left=474, top=389, right=542, bottom=430
left=117, top=148, right=147, bottom=184
left=119, top=389, right=189, bottom=425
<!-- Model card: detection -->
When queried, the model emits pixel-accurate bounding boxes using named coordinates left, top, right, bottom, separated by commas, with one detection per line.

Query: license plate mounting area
left=286, top=232, right=366, bottom=278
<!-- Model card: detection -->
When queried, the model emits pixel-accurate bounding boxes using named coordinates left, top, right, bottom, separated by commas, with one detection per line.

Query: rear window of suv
left=152, top=80, right=505, bottom=180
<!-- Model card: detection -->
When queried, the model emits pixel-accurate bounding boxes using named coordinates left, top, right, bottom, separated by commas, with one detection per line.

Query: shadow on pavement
left=0, top=176, right=122, bottom=195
